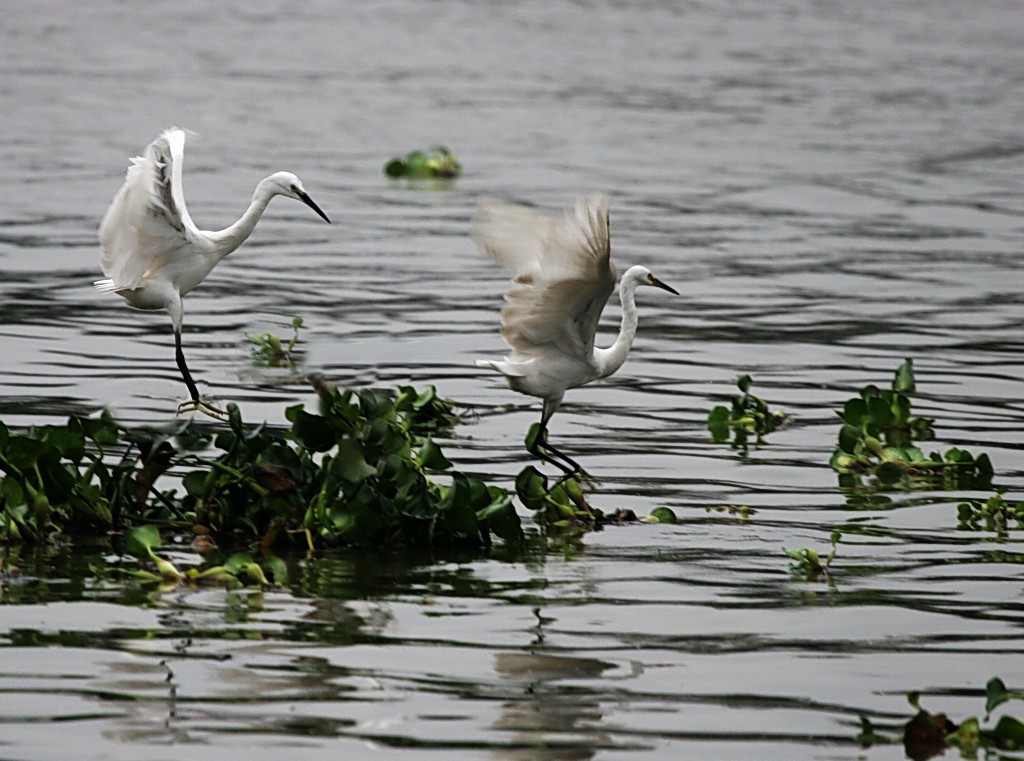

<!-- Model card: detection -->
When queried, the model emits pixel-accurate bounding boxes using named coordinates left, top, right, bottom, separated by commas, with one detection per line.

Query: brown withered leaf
left=252, top=464, right=298, bottom=492
left=135, top=441, right=177, bottom=505
left=903, top=710, right=955, bottom=761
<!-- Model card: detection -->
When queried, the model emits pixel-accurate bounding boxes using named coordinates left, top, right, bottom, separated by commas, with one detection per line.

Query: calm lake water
left=2, top=1, right=1024, bottom=759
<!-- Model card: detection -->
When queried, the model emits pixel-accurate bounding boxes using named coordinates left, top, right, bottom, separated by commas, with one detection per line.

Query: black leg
left=542, top=437, right=583, bottom=475
left=528, top=429, right=574, bottom=474
left=174, top=329, right=200, bottom=402
left=527, top=424, right=580, bottom=476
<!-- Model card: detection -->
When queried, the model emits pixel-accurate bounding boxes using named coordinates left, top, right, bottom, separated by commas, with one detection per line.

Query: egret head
left=265, top=171, right=331, bottom=223
left=627, top=265, right=679, bottom=295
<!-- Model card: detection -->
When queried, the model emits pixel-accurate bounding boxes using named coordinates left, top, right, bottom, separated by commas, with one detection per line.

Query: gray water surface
left=2, top=1, right=1024, bottom=759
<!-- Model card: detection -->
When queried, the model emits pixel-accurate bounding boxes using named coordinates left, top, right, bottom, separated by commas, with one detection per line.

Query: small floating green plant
left=515, top=466, right=594, bottom=530
left=830, top=359, right=993, bottom=490
left=784, top=530, right=840, bottom=582
left=514, top=468, right=679, bottom=533
left=0, top=383, right=521, bottom=551
left=247, top=315, right=304, bottom=369
left=384, top=146, right=461, bottom=179
left=708, top=374, right=788, bottom=447
left=957, top=490, right=1024, bottom=536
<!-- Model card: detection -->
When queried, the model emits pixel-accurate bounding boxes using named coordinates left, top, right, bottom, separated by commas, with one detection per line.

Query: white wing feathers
left=97, top=127, right=200, bottom=290
left=472, top=195, right=615, bottom=360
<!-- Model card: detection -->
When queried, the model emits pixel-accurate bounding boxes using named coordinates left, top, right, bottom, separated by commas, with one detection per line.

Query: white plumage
left=96, top=127, right=330, bottom=416
left=473, top=194, right=677, bottom=476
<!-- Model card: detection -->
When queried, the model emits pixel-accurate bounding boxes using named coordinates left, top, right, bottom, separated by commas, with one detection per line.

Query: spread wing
left=472, top=194, right=615, bottom=360
left=97, top=127, right=201, bottom=289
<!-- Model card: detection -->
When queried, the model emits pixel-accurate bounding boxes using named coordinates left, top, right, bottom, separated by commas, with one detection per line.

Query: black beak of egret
left=297, top=190, right=331, bottom=223
left=648, top=274, right=679, bottom=296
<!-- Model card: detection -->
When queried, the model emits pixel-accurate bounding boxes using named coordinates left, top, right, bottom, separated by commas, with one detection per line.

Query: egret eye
left=290, top=184, right=300, bottom=194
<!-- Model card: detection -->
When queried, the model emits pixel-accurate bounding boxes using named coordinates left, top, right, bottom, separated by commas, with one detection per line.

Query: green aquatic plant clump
left=708, top=374, right=788, bottom=447
left=957, top=490, right=1024, bottom=536
left=830, top=359, right=993, bottom=490
left=247, top=315, right=304, bottom=369
left=384, top=146, right=461, bottom=179
left=0, top=384, right=521, bottom=551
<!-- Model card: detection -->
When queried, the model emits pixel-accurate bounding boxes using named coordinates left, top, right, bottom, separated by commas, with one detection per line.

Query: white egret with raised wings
left=472, top=194, right=677, bottom=477
left=95, top=127, right=330, bottom=418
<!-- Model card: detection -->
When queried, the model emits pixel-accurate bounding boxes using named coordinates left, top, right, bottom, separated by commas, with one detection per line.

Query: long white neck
left=206, top=179, right=277, bottom=260
left=593, top=275, right=641, bottom=379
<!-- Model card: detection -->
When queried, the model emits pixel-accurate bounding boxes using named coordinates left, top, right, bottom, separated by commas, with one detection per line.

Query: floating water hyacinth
left=383, top=145, right=462, bottom=178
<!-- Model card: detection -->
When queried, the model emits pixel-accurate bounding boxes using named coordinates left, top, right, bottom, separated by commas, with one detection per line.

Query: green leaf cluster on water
left=858, top=677, right=1024, bottom=758
left=784, top=530, right=840, bottom=582
left=830, top=359, right=993, bottom=489
left=707, top=360, right=1017, bottom=578
left=0, top=383, right=520, bottom=551
left=384, top=146, right=462, bottom=179
left=957, top=490, right=1024, bottom=537
left=123, top=524, right=279, bottom=588
left=707, top=373, right=788, bottom=447
left=246, top=315, right=304, bottom=369
left=515, top=465, right=593, bottom=529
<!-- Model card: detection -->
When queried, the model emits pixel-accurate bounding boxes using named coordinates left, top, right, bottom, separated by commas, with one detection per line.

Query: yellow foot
left=177, top=398, right=230, bottom=422
left=553, top=468, right=599, bottom=492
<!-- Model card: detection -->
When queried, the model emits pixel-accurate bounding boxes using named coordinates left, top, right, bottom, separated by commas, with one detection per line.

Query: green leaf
left=39, top=425, right=86, bottom=462
left=875, top=461, right=904, bottom=485
left=291, top=409, right=336, bottom=453
left=238, top=562, right=270, bottom=586
left=262, top=555, right=289, bottom=585
left=842, top=397, right=867, bottom=426
left=515, top=466, right=548, bottom=512
left=648, top=507, right=677, bottom=524
left=332, top=439, right=377, bottom=484
left=736, top=374, right=752, bottom=393
left=364, top=419, right=409, bottom=458
left=975, top=452, right=994, bottom=479
left=991, top=715, right=1024, bottom=746
left=417, top=438, right=453, bottom=471
left=4, top=437, right=58, bottom=472
left=524, top=422, right=544, bottom=452
left=707, top=406, right=731, bottom=443
left=891, top=393, right=911, bottom=425
left=182, top=469, right=209, bottom=498
left=893, top=358, right=916, bottom=393
left=125, top=525, right=163, bottom=559
left=986, top=677, right=1010, bottom=716
left=223, top=553, right=255, bottom=575
left=384, top=158, right=407, bottom=177
left=838, top=424, right=861, bottom=455
left=475, top=487, right=520, bottom=542
left=866, top=395, right=894, bottom=428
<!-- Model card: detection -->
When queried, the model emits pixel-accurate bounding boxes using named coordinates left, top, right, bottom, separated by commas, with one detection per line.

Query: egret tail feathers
left=93, top=278, right=121, bottom=293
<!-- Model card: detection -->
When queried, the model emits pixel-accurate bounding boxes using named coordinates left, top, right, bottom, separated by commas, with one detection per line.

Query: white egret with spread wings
left=473, top=194, right=677, bottom=476
left=95, top=127, right=330, bottom=418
